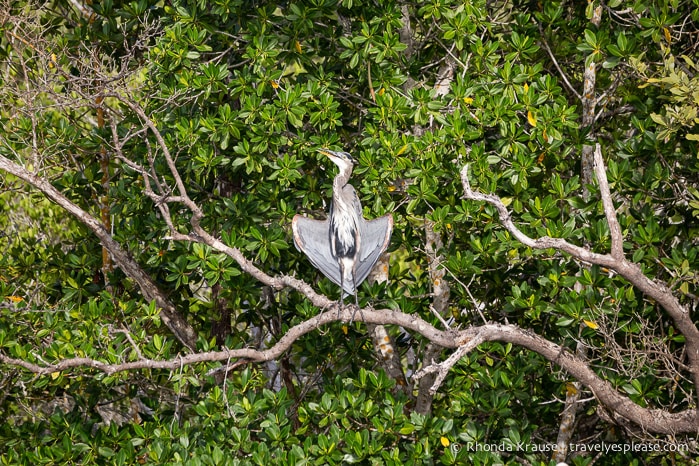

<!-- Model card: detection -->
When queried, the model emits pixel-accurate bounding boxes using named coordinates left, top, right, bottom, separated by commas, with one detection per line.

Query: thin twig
left=537, top=22, right=581, bottom=100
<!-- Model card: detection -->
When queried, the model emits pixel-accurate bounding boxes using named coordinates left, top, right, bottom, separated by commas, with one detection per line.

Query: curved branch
left=460, top=161, right=696, bottom=341
left=0, top=307, right=451, bottom=375
left=475, top=324, right=697, bottom=434
left=1, top=316, right=696, bottom=434
left=0, top=155, right=198, bottom=350
left=111, top=96, right=205, bottom=226
left=461, top=156, right=699, bottom=428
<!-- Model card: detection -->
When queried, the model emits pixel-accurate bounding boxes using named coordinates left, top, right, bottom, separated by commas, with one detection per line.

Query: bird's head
left=318, top=149, right=355, bottom=172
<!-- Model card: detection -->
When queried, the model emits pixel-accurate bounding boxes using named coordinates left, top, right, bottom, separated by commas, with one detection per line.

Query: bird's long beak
left=317, top=148, right=337, bottom=158
left=317, top=148, right=356, bottom=163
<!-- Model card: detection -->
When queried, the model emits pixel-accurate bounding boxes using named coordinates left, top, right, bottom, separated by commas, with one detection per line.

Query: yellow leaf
left=583, top=319, right=599, bottom=330
left=7, top=296, right=23, bottom=303
left=294, top=40, right=302, bottom=54
left=566, top=382, right=578, bottom=397
left=440, top=436, right=450, bottom=447
left=396, top=144, right=408, bottom=156
left=51, top=372, right=60, bottom=380
left=342, top=325, right=348, bottom=335
left=523, top=82, right=529, bottom=93
left=527, top=110, right=537, bottom=127
left=663, top=27, right=672, bottom=44
left=680, top=282, right=689, bottom=294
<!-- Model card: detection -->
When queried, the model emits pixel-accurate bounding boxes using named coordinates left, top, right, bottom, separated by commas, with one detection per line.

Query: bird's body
left=329, top=185, right=360, bottom=260
left=292, top=149, right=393, bottom=308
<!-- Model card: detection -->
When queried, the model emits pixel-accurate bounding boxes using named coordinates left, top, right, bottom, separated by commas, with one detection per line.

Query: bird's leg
left=349, top=270, right=365, bottom=325
left=338, top=295, right=344, bottom=320
left=349, top=294, right=365, bottom=325
left=338, top=260, right=346, bottom=320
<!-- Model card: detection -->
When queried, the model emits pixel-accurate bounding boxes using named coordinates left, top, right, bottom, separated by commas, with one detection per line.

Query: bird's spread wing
left=293, top=210, right=392, bottom=296
left=292, top=214, right=344, bottom=290
left=354, top=214, right=393, bottom=287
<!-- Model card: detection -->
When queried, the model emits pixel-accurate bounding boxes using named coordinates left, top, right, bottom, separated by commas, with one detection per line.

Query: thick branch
left=2, top=318, right=696, bottom=434
left=0, top=155, right=198, bottom=350
left=0, top=307, right=450, bottom=375
left=415, top=219, right=451, bottom=415
left=580, top=4, right=602, bottom=193
left=367, top=253, right=410, bottom=396
left=461, top=159, right=699, bottom=427
left=476, top=324, right=697, bottom=434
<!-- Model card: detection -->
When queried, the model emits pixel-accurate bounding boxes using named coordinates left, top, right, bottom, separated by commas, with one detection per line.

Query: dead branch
left=461, top=144, right=699, bottom=428
left=415, top=219, right=452, bottom=415
left=2, top=318, right=697, bottom=434
left=0, top=155, right=198, bottom=350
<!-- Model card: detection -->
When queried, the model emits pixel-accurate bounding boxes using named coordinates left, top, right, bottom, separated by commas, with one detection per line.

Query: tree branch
left=0, top=154, right=199, bottom=350
left=538, top=22, right=581, bottom=101
left=415, top=218, right=452, bottom=415
left=2, top=317, right=696, bottom=434
left=461, top=156, right=699, bottom=427
left=592, top=144, right=623, bottom=259
left=112, top=96, right=205, bottom=226
left=460, top=162, right=692, bottom=325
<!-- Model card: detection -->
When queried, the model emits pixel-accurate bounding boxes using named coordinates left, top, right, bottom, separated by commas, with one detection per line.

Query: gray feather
left=293, top=212, right=392, bottom=295
left=292, top=215, right=345, bottom=291
left=355, top=214, right=393, bottom=286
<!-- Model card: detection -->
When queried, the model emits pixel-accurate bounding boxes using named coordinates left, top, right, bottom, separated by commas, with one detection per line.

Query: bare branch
left=581, top=4, right=603, bottom=194
left=538, top=22, right=582, bottom=100
left=111, top=97, right=204, bottom=224
left=2, top=317, right=697, bottom=434
left=461, top=161, right=699, bottom=427
left=0, top=307, right=449, bottom=376
left=592, top=143, right=624, bottom=259
left=67, top=0, right=97, bottom=21
left=415, top=219, right=452, bottom=414
left=367, top=252, right=410, bottom=396
left=413, top=332, right=484, bottom=395
left=460, top=163, right=692, bottom=323
left=460, top=164, right=608, bottom=261
left=0, top=154, right=198, bottom=350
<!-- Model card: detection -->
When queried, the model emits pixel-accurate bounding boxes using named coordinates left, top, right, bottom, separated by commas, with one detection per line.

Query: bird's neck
left=333, top=167, right=352, bottom=193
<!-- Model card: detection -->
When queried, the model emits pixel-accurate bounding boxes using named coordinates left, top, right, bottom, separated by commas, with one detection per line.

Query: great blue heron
left=292, top=149, right=393, bottom=314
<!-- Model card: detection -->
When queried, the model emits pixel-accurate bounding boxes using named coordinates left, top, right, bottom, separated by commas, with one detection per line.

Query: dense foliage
left=1, top=0, right=698, bottom=464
